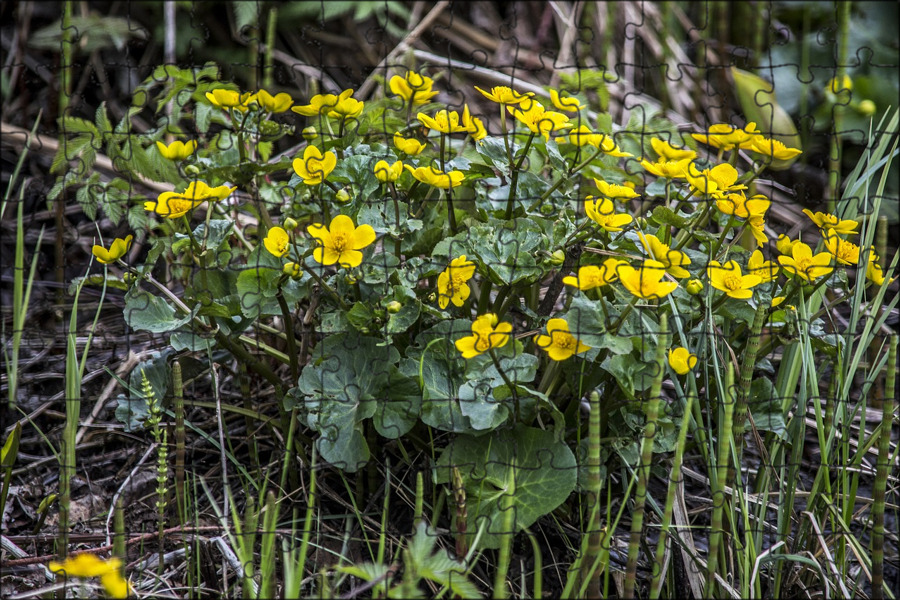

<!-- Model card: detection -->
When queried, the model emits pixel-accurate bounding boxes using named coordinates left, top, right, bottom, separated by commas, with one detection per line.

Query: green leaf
left=434, top=425, right=577, bottom=549
left=346, top=302, right=375, bottom=331
left=235, top=267, right=282, bottom=319
left=749, top=377, right=786, bottom=438
left=600, top=353, right=656, bottom=399
left=124, top=286, right=196, bottom=333
left=298, top=333, right=401, bottom=472
left=114, top=350, right=172, bottom=431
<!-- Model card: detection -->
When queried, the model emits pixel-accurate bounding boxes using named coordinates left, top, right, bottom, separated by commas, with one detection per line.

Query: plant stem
left=705, top=361, right=736, bottom=598
left=871, top=334, right=896, bottom=600
left=624, top=313, right=667, bottom=598
left=505, top=132, right=535, bottom=219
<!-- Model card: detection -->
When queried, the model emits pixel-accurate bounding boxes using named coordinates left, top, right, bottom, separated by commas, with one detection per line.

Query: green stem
left=871, top=334, right=897, bottom=600
left=705, top=361, right=736, bottom=598
left=624, top=314, right=668, bottom=598
left=505, top=132, right=536, bottom=220
left=302, top=264, right=348, bottom=310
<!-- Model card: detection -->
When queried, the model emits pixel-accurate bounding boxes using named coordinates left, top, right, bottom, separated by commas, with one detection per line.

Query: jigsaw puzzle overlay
left=1, top=2, right=898, bottom=598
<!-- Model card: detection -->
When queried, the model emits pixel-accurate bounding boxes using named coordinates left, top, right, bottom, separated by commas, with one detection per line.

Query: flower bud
left=345, top=274, right=358, bottom=285
left=259, top=120, right=281, bottom=136
left=549, top=249, right=566, bottom=266
left=283, top=262, right=301, bottom=278
left=184, top=164, right=200, bottom=176
left=857, top=99, right=876, bottom=116
left=123, top=272, right=137, bottom=285
left=386, top=300, right=403, bottom=313
left=283, top=217, right=299, bottom=231
left=540, top=203, right=554, bottom=215
left=636, top=216, right=648, bottom=229
left=686, top=279, right=703, bottom=295
left=302, top=126, right=318, bottom=141
left=336, top=189, right=351, bottom=203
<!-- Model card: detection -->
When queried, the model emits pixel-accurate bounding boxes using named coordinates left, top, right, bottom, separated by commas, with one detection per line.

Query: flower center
left=796, top=257, right=812, bottom=272
left=723, top=273, right=743, bottom=290
left=475, top=334, right=492, bottom=352
left=331, top=231, right=350, bottom=253
left=555, top=333, right=575, bottom=350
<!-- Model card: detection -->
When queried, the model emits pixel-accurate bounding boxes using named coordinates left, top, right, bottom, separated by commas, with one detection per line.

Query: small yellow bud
left=386, top=300, right=403, bottom=313
left=283, top=217, right=299, bottom=231
left=858, top=99, right=876, bottom=116
left=345, top=274, right=358, bottom=285
left=283, top=262, right=301, bottom=278
left=686, top=279, right=703, bottom=295
left=636, top=216, right=648, bottom=229
left=302, top=126, right=318, bottom=141
left=123, top=272, right=137, bottom=285
left=549, top=249, right=566, bottom=266
left=336, top=189, right=351, bottom=203
left=184, top=164, right=200, bottom=176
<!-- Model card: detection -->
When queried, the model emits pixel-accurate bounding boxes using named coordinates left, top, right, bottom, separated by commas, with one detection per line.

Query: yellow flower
left=618, top=260, right=678, bottom=300
left=776, top=234, right=799, bottom=256
left=801, top=208, right=859, bottom=235
left=393, top=132, right=427, bottom=155
left=684, top=162, right=745, bottom=198
left=668, top=347, right=698, bottom=375
left=307, top=214, right=376, bottom=268
left=549, top=89, right=585, bottom=112
left=462, top=105, right=487, bottom=140
left=584, top=196, right=633, bottom=232
left=263, top=226, right=290, bottom=258
left=474, top=85, right=534, bottom=105
left=329, top=89, right=364, bottom=118
left=437, top=255, right=477, bottom=309
left=417, top=109, right=470, bottom=134
left=507, top=101, right=572, bottom=140
left=777, top=242, right=834, bottom=283
left=594, top=178, right=640, bottom=202
left=389, top=71, right=439, bottom=106
left=864, top=250, right=894, bottom=286
left=640, top=157, right=692, bottom=179
left=747, top=136, right=802, bottom=160
left=822, top=228, right=860, bottom=265
left=827, top=75, right=853, bottom=94
left=535, top=318, right=591, bottom=361
left=49, top=554, right=129, bottom=599
left=747, top=250, right=779, bottom=283
left=707, top=260, right=761, bottom=299
left=145, top=181, right=236, bottom=218
left=155, top=139, right=197, bottom=161
left=556, top=125, right=604, bottom=147
left=637, top=233, right=691, bottom=279
left=405, top=164, right=464, bottom=189
left=746, top=213, right=768, bottom=248
left=455, top=313, right=513, bottom=359
left=205, top=88, right=255, bottom=111
left=691, top=122, right=759, bottom=151
left=562, top=258, right=625, bottom=290
left=92, top=235, right=133, bottom=264
left=595, top=134, right=633, bottom=157
left=650, top=137, right=696, bottom=162
left=716, top=192, right=769, bottom=220
left=292, top=92, right=339, bottom=116
left=254, top=89, right=293, bottom=113
left=374, top=159, right=403, bottom=183
left=292, top=145, right=337, bottom=185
